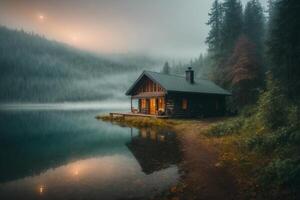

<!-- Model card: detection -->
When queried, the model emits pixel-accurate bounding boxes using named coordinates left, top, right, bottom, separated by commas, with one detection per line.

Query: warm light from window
left=39, top=185, right=44, bottom=194
left=182, top=99, right=188, bottom=110
left=158, top=97, right=165, bottom=111
left=141, top=99, right=146, bottom=109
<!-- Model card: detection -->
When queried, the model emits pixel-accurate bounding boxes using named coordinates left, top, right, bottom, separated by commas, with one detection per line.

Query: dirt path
left=170, top=119, right=239, bottom=200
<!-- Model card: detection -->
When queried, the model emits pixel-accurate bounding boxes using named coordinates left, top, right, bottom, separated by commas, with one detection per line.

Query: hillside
left=0, top=26, right=159, bottom=103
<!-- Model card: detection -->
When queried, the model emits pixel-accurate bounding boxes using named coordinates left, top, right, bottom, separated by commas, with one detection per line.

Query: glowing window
left=182, top=99, right=188, bottom=110
left=158, top=97, right=165, bottom=111
left=141, top=99, right=146, bottom=109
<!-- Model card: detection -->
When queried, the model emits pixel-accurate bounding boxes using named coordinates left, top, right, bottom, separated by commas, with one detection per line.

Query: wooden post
left=164, top=95, right=167, bottom=116
left=130, top=97, right=133, bottom=113
left=156, top=98, right=158, bottom=115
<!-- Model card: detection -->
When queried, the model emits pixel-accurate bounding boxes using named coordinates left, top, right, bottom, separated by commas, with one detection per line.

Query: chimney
left=185, top=67, right=194, bottom=84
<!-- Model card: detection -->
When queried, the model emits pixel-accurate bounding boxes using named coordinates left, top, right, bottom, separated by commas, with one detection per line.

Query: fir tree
left=244, top=0, right=265, bottom=59
left=161, top=61, right=170, bottom=74
left=221, top=0, right=243, bottom=57
left=206, top=0, right=223, bottom=57
left=267, top=0, right=300, bottom=99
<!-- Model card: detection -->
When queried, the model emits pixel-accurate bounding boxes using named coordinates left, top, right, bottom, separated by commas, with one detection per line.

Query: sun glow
left=38, top=14, right=46, bottom=22
left=71, top=35, right=79, bottom=43
left=73, top=168, right=79, bottom=176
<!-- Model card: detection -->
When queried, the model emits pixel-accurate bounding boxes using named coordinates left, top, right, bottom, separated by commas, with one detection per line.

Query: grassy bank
left=97, top=115, right=238, bottom=199
left=96, top=115, right=176, bottom=128
left=200, top=76, right=300, bottom=199
left=204, top=108, right=300, bottom=199
left=97, top=107, right=299, bottom=199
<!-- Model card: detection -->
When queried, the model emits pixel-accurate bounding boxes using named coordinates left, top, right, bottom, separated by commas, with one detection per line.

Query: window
left=158, top=97, right=165, bottom=111
left=141, top=99, right=146, bottom=109
left=182, top=99, right=188, bottom=110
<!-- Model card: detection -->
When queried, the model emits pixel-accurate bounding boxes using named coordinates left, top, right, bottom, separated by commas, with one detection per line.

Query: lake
left=0, top=107, right=182, bottom=200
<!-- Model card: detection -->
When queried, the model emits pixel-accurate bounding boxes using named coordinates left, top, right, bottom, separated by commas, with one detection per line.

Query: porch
left=109, top=112, right=169, bottom=119
left=130, top=94, right=166, bottom=116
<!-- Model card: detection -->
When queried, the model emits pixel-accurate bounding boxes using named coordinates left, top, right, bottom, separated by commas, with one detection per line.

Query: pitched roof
left=126, top=70, right=231, bottom=96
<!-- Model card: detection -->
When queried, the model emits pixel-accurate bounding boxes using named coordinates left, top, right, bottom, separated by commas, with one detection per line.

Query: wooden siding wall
left=135, top=77, right=164, bottom=95
left=165, top=93, right=226, bottom=118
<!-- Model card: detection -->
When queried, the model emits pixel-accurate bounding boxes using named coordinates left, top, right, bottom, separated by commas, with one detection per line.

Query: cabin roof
left=126, top=70, right=231, bottom=96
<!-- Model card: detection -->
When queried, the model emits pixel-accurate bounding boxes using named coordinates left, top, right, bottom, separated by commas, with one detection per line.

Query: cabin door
left=149, top=98, right=156, bottom=115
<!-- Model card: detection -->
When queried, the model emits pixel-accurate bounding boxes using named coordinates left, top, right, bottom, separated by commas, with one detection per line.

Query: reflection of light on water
left=70, top=165, right=81, bottom=177
left=73, top=168, right=79, bottom=176
left=150, top=130, right=156, bottom=140
left=141, top=129, right=148, bottom=138
left=159, top=135, right=165, bottom=142
left=1, top=154, right=179, bottom=199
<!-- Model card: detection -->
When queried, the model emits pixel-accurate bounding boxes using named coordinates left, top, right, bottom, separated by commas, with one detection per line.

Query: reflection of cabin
left=126, top=128, right=181, bottom=174
left=126, top=67, right=231, bottom=118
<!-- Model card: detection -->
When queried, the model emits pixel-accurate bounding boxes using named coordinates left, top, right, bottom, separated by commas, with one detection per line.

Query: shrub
left=288, top=105, right=300, bottom=128
left=260, top=158, right=300, bottom=188
left=240, top=105, right=257, bottom=118
left=245, top=127, right=293, bottom=153
left=288, top=130, right=300, bottom=145
left=206, top=117, right=243, bottom=136
left=256, top=73, right=289, bottom=130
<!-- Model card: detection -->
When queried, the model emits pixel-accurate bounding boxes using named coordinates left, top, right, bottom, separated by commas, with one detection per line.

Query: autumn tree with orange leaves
left=228, top=35, right=262, bottom=108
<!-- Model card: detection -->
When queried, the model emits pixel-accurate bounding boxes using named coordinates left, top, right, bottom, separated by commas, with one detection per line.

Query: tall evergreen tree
left=221, top=0, right=243, bottom=57
left=213, top=0, right=243, bottom=87
left=206, top=0, right=223, bottom=57
left=206, top=0, right=224, bottom=83
left=244, top=0, right=265, bottom=58
left=161, top=61, right=170, bottom=74
left=267, top=0, right=300, bottom=99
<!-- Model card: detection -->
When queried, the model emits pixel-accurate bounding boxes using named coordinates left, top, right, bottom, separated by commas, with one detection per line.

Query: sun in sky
left=38, top=14, right=46, bottom=22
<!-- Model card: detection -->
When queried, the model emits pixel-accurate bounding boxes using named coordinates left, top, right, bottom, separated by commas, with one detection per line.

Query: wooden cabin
left=126, top=67, right=231, bottom=118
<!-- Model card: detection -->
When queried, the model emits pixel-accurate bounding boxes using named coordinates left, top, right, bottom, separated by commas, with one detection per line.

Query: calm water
left=0, top=109, right=182, bottom=200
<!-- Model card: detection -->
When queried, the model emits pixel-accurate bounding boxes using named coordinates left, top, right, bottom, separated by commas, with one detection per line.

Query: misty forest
left=0, top=26, right=162, bottom=102
left=0, top=0, right=299, bottom=200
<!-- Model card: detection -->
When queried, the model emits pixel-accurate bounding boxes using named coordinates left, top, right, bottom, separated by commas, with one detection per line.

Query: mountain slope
left=0, top=26, right=158, bottom=102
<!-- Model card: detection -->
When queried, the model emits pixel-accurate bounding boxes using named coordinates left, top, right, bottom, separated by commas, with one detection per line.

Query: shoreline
left=97, top=115, right=243, bottom=200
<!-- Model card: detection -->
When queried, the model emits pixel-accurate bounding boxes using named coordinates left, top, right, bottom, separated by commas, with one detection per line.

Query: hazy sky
left=0, top=0, right=267, bottom=60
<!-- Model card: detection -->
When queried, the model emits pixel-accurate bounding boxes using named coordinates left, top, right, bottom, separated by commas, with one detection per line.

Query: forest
left=0, top=0, right=299, bottom=199
left=158, top=0, right=299, bottom=198
left=190, top=0, right=299, bottom=198
left=0, top=26, right=160, bottom=103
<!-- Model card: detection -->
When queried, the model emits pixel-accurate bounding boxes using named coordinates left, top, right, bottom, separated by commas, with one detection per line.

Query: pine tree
left=206, top=0, right=223, bottom=57
left=206, top=0, right=224, bottom=83
left=244, top=0, right=265, bottom=59
left=221, top=0, right=243, bottom=57
left=211, top=0, right=243, bottom=87
left=161, top=61, right=170, bottom=74
left=267, top=0, right=300, bottom=99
